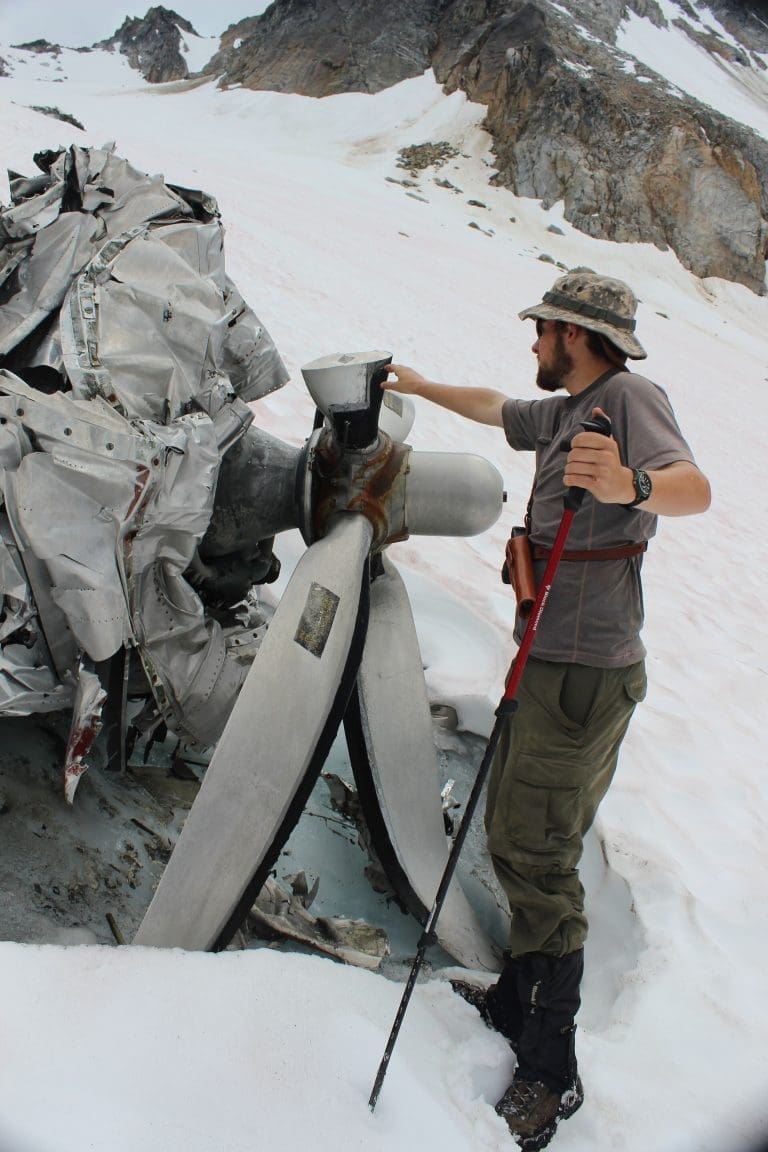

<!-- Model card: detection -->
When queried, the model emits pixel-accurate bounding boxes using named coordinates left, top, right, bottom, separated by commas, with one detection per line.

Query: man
left=383, top=271, right=710, bottom=1150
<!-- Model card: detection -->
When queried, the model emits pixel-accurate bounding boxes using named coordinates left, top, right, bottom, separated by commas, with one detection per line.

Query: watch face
left=636, top=469, right=652, bottom=501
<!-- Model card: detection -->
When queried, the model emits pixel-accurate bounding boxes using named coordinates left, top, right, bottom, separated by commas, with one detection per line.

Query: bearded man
left=382, top=270, right=710, bottom=1150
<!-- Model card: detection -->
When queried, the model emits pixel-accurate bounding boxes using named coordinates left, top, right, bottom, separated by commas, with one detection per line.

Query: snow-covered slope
left=617, top=0, right=768, bottom=136
left=0, top=25, right=766, bottom=1152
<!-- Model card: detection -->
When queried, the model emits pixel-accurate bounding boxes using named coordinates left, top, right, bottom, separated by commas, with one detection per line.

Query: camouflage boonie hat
left=519, top=270, right=647, bottom=359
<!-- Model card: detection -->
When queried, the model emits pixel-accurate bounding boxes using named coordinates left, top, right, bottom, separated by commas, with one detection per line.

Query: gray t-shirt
left=502, top=369, right=696, bottom=667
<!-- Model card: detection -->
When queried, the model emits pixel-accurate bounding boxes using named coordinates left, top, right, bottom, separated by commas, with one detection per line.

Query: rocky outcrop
left=28, top=105, right=86, bottom=131
left=433, top=2, right=768, bottom=291
left=701, top=0, right=768, bottom=58
left=202, top=0, right=768, bottom=292
left=98, top=5, right=197, bottom=83
left=197, top=15, right=262, bottom=83
left=10, top=39, right=62, bottom=55
left=206, top=0, right=443, bottom=96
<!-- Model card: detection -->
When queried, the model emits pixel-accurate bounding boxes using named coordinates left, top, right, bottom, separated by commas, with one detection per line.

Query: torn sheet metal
left=1, top=143, right=288, bottom=407
left=0, top=143, right=292, bottom=788
left=0, top=372, right=262, bottom=754
left=0, top=508, right=71, bottom=714
left=249, top=875, right=389, bottom=971
left=63, top=661, right=108, bottom=804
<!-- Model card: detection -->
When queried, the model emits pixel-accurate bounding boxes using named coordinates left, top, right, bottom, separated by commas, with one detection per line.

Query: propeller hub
left=302, top=426, right=409, bottom=551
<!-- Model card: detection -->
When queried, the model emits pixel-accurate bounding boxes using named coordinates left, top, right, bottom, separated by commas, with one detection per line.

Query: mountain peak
left=98, top=5, right=200, bottom=83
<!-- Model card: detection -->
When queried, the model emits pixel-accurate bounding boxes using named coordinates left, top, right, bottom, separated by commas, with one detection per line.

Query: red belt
left=531, top=541, right=648, bottom=562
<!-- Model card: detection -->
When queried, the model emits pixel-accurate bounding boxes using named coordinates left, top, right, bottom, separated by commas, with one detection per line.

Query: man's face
left=534, top=319, right=574, bottom=392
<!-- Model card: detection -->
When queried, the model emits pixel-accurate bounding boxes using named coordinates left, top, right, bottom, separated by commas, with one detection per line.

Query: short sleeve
left=605, top=374, right=696, bottom=471
left=502, top=396, right=565, bottom=452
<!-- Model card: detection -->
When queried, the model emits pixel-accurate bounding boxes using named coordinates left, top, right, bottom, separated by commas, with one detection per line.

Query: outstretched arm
left=383, top=364, right=507, bottom=427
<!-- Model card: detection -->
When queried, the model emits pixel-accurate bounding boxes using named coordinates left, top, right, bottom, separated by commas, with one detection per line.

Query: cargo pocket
left=622, top=661, right=647, bottom=706
left=489, top=754, right=584, bottom=869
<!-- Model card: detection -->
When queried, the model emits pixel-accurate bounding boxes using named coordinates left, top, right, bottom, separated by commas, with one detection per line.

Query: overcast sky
left=0, top=1, right=272, bottom=46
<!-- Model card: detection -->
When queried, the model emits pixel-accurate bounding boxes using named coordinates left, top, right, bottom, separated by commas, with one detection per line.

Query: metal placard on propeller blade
left=134, top=514, right=373, bottom=951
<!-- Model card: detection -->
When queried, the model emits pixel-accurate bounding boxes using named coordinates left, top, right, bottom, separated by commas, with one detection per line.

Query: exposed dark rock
left=196, top=0, right=768, bottom=291
left=397, top=141, right=460, bottom=173
left=28, top=106, right=86, bottom=131
left=627, top=0, right=665, bottom=27
left=206, top=0, right=444, bottom=95
left=673, top=17, right=750, bottom=65
left=11, top=39, right=62, bottom=55
left=700, top=0, right=768, bottom=53
left=197, top=15, right=262, bottom=82
left=435, top=2, right=768, bottom=290
left=97, top=5, right=198, bottom=83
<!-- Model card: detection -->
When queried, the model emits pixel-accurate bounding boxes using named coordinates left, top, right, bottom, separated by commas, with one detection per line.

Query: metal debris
left=248, top=875, right=389, bottom=970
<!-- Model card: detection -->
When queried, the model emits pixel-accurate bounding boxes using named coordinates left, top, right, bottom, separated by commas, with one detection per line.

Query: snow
left=180, top=32, right=220, bottom=75
left=617, top=0, right=768, bottom=135
left=1, top=22, right=768, bottom=1152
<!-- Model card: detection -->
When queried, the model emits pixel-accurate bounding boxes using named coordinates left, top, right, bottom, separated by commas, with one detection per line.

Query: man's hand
left=564, top=407, right=635, bottom=504
left=382, top=364, right=429, bottom=396
left=565, top=406, right=712, bottom=515
left=381, top=364, right=507, bottom=426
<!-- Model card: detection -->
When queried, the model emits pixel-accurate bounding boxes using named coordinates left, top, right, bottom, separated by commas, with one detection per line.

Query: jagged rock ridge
left=203, top=0, right=768, bottom=292
left=97, top=5, right=199, bottom=83
left=9, top=39, right=62, bottom=55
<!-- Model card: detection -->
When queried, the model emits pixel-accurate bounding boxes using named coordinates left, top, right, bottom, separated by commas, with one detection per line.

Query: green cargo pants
left=485, top=657, right=647, bottom=958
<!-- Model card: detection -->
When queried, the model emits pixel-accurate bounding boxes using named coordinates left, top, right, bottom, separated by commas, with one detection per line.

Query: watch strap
left=622, top=467, right=652, bottom=508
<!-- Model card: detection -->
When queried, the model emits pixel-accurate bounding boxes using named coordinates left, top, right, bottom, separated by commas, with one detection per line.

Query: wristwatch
left=623, top=468, right=653, bottom=508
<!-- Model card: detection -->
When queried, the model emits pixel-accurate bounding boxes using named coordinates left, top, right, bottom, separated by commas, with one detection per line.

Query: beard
left=536, top=329, right=574, bottom=392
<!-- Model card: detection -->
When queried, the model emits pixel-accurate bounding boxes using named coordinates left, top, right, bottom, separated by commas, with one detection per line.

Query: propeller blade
left=378, top=390, right=415, bottom=442
left=134, top=513, right=373, bottom=951
left=344, top=555, right=502, bottom=972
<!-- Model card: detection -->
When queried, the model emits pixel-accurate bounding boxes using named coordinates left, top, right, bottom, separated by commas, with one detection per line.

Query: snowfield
left=1, top=8, right=767, bottom=1152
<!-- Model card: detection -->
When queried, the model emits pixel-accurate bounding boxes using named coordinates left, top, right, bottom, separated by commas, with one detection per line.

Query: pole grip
left=561, top=412, right=612, bottom=511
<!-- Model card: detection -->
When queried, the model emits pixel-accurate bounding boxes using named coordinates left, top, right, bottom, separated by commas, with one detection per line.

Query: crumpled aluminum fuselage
left=0, top=144, right=290, bottom=796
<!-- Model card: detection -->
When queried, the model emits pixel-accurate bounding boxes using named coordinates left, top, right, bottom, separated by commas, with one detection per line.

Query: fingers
left=563, top=454, right=599, bottom=491
left=381, top=363, right=425, bottom=395
left=564, top=437, right=627, bottom=502
left=381, top=362, right=400, bottom=390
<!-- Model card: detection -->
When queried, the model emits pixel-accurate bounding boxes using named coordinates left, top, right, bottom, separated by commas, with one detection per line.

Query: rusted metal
left=310, top=428, right=410, bottom=551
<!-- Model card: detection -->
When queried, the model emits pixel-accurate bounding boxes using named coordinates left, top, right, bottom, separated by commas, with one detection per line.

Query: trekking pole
left=368, top=413, right=611, bottom=1112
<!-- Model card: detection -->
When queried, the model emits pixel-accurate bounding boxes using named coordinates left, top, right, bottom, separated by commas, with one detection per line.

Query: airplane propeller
left=135, top=352, right=504, bottom=970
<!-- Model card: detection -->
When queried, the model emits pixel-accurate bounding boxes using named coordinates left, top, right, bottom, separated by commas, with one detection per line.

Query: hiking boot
left=495, top=1072, right=584, bottom=1150
left=450, top=980, right=518, bottom=1050
left=450, top=980, right=496, bottom=1024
